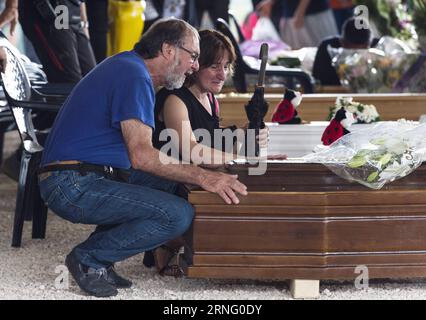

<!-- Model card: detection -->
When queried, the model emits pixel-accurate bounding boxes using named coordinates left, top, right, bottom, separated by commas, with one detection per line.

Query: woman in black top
left=139, top=30, right=272, bottom=275
left=152, top=29, right=269, bottom=166
left=153, top=86, right=222, bottom=153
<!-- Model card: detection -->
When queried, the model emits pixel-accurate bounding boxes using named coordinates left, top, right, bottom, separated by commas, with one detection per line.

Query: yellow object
left=107, top=0, right=145, bottom=56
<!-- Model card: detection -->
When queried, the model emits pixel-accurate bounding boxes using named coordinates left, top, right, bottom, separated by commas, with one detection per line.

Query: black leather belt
left=38, top=163, right=130, bottom=182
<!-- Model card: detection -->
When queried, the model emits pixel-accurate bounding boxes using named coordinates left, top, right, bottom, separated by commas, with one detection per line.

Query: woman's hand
left=257, top=126, right=269, bottom=148
left=267, top=154, right=287, bottom=160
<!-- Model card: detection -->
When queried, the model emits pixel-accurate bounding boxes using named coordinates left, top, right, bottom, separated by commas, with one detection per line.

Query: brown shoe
left=153, top=245, right=184, bottom=277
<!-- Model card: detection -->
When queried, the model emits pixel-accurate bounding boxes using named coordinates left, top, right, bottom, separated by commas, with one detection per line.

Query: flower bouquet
left=393, top=0, right=426, bottom=93
left=327, top=96, right=380, bottom=124
left=353, top=0, right=417, bottom=42
left=304, top=121, right=426, bottom=189
left=329, top=37, right=418, bottom=93
left=412, top=0, right=426, bottom=40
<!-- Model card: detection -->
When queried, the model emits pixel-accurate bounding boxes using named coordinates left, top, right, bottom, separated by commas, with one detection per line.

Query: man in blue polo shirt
left=38, top=18, right=247, bottom=298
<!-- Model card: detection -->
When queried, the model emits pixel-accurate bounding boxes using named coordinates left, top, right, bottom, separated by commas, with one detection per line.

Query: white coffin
left=267, top=121, right=373, bottom=157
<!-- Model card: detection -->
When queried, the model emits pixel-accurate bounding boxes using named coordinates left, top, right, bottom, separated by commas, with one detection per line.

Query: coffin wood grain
left=183, top=163, right=426, bottom=281
left=185, top=266, right=426, bottom=280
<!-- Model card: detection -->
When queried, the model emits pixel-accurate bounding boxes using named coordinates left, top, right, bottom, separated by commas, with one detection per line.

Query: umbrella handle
left=246, top=125, right=260, bottom=157
left=254, top=128, right=260, bottom=157
left=257, top=43, right=269, bottom=87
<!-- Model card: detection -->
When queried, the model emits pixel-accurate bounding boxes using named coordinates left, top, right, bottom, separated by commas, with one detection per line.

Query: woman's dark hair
left=185, top=29, right=237, bottom=86
left=134, top=18, right=198, bottom=59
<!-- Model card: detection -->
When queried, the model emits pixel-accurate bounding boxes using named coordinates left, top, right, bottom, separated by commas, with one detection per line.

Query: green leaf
left=367, top=171, right=379, bottom=182
left=370, top=138, right=386, bottom=145
left=355, top=149, right=371, bottom=157
left=347, top=156, right=367, bottom=168
left=379, top=153, right=393, bottom=168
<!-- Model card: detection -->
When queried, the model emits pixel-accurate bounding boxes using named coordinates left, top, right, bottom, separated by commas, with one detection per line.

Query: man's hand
left=0, top=6, right=18, bottom=36
left=199, top=170, right=247, bottom=205
left=121, top=119, right=248, bottom=205
left=0, top=47, right=7, bottom=73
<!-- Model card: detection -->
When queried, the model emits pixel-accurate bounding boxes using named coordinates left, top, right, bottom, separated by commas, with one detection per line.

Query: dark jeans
left=19, top=1, right=96, bottom=83
left=86, top=0, right=108, bottom=63
left=39, top=170, right=193, bottom=269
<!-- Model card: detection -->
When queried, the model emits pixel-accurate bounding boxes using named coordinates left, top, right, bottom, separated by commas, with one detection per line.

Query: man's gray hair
left=134, top=18, right=198, bottom=59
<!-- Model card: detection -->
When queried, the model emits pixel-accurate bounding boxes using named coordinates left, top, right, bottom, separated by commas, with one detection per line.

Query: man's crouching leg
left=39, top=170, right=194, bottom=297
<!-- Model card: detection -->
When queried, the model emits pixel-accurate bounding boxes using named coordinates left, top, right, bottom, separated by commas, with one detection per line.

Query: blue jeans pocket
left=71, top=171, right=105, bottom=193
left=47, top=185, right=84, bottom=224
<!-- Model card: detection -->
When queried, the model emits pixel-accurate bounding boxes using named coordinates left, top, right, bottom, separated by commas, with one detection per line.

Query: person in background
left=0, top=1, right=97, bottom=181
left=0, top=45, right=6, bottom=72
left=0, top=0, right=40, bottom=63
left=38, top=18, right=247, bottom=297
left=280, top=0, right=338, bottom=49
left=86, top=0, right=108, bottom=63
left=143, top=0, right=198, bottom=34
left=195, top=0, right=229, bottom=28
left=251, top=0, right=338, bottom=49
left=329, top=0, right=354, bottom=33
left=18, top=0, right=96, bottom=83
left=251, top=0, right=282, bottom=34
left=0, top=0, right=18, bottom=36
left=312, top=17, right=379, bottom=86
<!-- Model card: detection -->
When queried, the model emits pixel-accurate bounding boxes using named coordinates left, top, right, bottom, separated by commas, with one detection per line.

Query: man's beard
left=164, top=56, right=187, bottom=90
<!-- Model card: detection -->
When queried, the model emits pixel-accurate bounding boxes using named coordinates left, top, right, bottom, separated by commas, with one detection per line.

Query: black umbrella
left=245, top=43, right=269, bottom=157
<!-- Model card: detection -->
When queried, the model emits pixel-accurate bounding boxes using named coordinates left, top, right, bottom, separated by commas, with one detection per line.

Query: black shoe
left=105, top=266, right=132, bottom=288
left=65, top=251, right=118, bottom=297
left=143, top=250, right=155, bottom=268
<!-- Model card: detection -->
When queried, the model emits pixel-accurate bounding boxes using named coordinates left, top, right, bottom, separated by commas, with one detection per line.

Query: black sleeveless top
left=153, top=87, right=236, bottom=154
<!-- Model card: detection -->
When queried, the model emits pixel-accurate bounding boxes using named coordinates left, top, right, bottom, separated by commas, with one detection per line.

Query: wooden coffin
left=183, top=163, right=426, bottom=281
left=217, top=93, right=426, bottom=127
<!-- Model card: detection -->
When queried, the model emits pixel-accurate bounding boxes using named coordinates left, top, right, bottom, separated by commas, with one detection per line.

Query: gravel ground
left=2, top=131, right=426, bottom=300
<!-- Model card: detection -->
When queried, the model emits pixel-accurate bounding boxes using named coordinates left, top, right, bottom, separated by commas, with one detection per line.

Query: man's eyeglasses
left=177, top=45, right=199, bottom=63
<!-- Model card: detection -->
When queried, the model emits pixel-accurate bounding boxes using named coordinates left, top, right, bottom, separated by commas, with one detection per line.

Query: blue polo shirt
left=41, top=51, right=155, bottom=169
